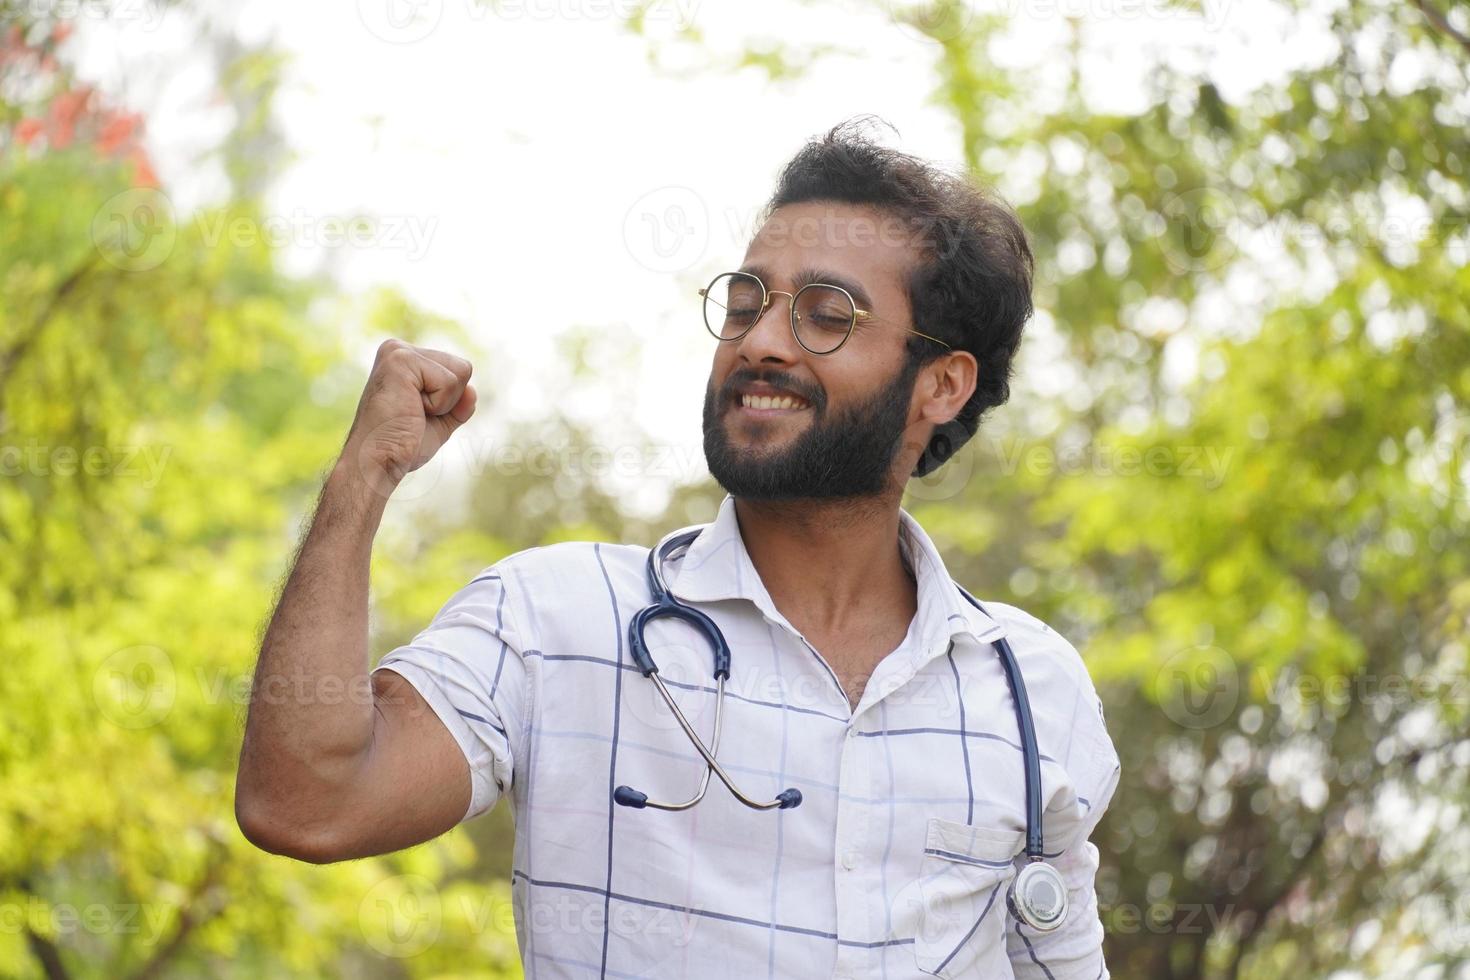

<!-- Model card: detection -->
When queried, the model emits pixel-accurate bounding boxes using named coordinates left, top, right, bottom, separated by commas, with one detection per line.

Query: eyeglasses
left=698, top=271, right=952, bottom=356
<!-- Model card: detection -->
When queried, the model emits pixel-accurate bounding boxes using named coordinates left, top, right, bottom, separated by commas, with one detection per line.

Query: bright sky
left=67, top=0, right=1343, bottom=517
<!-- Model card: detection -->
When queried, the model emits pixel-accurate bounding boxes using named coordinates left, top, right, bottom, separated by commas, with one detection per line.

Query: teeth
left=741, top=393, right=809, bottom=410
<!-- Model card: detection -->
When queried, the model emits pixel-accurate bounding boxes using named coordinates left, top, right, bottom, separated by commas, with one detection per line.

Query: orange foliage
left=2, top=23, right=159, bottom=187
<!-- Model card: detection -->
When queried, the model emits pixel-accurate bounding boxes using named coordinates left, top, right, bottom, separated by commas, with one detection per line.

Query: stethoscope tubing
left=614, top=530, right=1046, bottom=849
left=956, top=586, right=1047, bottom=864
left=613, top=524, right=1068, bottom=932
left=614, top=527, right=800, bottom=811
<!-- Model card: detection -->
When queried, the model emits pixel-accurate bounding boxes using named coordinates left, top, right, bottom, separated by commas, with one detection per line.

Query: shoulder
left=483, top=539, right=653, bottom=630
left=975, top=600, right=1118, bottom=774
left=980, top=601, right=1102, bottom=705
left=492, top=540, right=648, bottom=590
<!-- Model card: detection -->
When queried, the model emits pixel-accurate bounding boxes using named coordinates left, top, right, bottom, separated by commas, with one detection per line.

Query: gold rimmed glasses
left=698, top=271, right=952, bottom=356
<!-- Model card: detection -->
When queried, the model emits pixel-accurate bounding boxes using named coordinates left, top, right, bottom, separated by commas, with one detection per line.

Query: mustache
left=720, top=370, right=825, bottom=410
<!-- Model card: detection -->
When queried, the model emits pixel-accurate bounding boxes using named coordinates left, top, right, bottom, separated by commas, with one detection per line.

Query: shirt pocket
left=911, top=817, right=1022, bottom=979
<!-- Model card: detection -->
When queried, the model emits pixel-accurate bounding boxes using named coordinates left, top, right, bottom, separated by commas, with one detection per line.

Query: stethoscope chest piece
left=1007, top=859, right=1068, bottom=932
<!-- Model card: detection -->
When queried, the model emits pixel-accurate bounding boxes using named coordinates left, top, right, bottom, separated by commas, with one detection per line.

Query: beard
left=702, top=355, right=922, bottom=500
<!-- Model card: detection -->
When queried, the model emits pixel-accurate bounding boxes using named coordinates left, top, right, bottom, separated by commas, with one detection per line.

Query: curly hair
left=761, top=116, right=1034, bottom=477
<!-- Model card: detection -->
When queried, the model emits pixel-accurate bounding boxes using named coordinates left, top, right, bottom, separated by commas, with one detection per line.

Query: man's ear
left=918, top=351, right=977, bottom=426
left=908, top=352, right=978, bottom=479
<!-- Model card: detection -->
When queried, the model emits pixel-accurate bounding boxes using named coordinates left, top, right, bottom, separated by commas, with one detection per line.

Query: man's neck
left=732, top=494, right=918, bottom=637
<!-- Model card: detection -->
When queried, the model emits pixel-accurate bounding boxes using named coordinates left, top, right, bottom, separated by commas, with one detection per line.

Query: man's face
left=702, top=201, right=926, bottom=500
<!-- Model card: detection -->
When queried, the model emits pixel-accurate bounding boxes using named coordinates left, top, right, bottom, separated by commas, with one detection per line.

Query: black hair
left=761, top=115, right=1035, bottom=477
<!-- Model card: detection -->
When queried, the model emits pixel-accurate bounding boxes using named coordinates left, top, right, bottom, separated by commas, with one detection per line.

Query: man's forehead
left=744, top=202, right=919, bottom=291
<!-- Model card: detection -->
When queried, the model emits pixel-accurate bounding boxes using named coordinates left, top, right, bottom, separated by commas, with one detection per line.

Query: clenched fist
left=342, top=338, right=477, bottom=495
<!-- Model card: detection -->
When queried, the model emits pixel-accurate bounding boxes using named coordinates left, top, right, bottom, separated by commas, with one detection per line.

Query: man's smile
left=735, top=393, right=812, bottom=416
left=728, top=380, right=816, bottom=419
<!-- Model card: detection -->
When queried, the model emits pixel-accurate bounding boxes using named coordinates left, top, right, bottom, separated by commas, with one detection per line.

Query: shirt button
left=842, top=851, right=857, bottom=870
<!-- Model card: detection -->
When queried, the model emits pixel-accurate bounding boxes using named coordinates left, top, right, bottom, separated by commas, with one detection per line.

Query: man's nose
left=736, top=292, right=801, bottom=364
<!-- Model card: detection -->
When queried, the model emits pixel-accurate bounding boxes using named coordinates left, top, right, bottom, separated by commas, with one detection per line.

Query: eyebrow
left=736, top=264, right=875, bottom=312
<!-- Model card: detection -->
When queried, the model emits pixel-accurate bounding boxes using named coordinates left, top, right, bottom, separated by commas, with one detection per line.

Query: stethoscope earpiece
left=613, top=528, right=802, bottom=814
left=612, top=786, right=648, bottom=809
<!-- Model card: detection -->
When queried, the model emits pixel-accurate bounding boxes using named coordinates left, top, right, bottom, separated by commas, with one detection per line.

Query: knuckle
left=381, top=346, right=418, bottom=374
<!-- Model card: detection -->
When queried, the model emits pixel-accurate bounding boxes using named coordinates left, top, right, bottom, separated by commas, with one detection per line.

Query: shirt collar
left=664, top=494, right=1005, bottom=653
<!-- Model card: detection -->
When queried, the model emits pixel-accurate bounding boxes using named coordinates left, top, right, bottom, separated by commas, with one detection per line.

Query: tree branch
left=0, top=251, right=103, bottom=394
left=25, top=927, right=73, bottom=980
left=15, top=876, right=73, bottom=980
left=1411, top=0, right=1470, bottom=55
left=126, top=843, right=230, bottom=980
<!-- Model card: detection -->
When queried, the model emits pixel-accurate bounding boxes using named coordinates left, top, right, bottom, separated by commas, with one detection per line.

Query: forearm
left=237, top=455, right=389, bottom=828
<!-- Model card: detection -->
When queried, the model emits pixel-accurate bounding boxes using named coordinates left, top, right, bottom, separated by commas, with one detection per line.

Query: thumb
left=428, top=382, right=477, bottom=440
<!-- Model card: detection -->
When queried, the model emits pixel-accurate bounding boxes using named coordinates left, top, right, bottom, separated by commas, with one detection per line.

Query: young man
left=237, top=120, right=1121, bottom=979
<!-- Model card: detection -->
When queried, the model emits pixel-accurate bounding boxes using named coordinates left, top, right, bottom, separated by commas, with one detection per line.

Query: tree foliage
left=0, top=19, right=519, bottom=979
left=896, top=0, right=1470, bottom=975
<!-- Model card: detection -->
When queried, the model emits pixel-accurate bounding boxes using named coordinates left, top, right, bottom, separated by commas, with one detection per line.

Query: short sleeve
left=372, top=566, right=530, bottom=824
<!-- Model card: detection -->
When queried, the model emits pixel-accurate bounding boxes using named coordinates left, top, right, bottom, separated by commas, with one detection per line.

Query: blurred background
left=2, top=0, right=1468, bottom=976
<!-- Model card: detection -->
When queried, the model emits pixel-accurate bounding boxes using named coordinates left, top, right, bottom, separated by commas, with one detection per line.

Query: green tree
left=903, top=0, right=1470, bottom=975
left=0, top=18, right=520, bottom=978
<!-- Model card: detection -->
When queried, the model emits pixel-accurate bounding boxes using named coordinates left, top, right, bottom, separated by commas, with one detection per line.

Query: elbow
left=234, top=788, right=348, bottom=865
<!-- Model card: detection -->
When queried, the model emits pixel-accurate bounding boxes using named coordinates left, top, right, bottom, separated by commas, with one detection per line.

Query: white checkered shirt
left=374, top=494, right=1121, bottom=979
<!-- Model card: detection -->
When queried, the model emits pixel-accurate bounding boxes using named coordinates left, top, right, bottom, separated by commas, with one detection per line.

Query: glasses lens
left=703, top=273, right=764, bottom=340
left=793, top=285, right=855, bottom=353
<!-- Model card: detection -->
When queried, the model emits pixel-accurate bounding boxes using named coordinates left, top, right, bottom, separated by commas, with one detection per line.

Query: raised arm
left=235, top=338, right=479, bottom=863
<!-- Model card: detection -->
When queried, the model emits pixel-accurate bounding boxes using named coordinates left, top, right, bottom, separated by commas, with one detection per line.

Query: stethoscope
left=612, top=527, right=1070, bottom=933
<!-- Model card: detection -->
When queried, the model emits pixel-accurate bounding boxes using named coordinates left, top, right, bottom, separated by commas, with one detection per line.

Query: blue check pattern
left=375, top=494, right=1121, bottom=979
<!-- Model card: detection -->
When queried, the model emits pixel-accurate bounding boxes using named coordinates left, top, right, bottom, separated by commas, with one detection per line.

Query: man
left=236, top=119, right=1121, bottom=979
